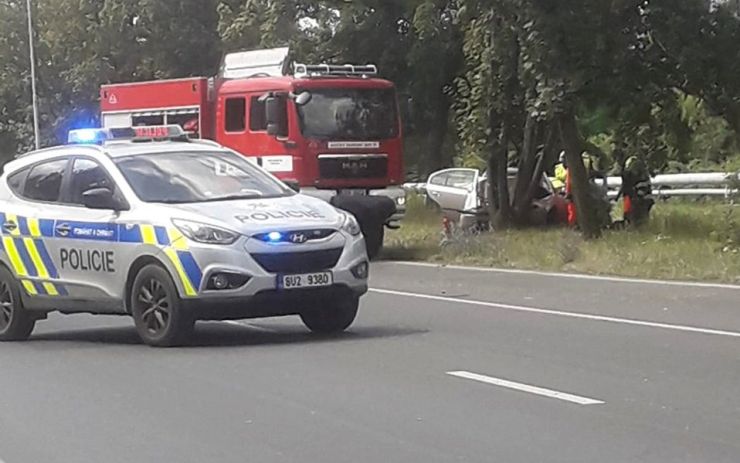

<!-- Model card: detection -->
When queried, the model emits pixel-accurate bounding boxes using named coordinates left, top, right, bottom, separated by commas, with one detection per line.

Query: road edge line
left=370, top=288, right=740, bottom=338
left=387, top=261, right=740, bottom=290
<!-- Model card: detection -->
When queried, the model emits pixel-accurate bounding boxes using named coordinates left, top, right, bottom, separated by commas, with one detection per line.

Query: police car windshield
left=114, top=151, right=292, bottom=204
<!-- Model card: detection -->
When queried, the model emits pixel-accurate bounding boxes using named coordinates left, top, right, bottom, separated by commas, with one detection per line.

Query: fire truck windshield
left=296, top=88, right=398, bottom=140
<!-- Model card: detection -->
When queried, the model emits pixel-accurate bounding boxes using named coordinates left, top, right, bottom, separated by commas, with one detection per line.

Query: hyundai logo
left=289, top=232, right=308, bottom=244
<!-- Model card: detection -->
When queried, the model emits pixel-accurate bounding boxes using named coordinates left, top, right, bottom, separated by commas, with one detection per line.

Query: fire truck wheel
left=364, top=225, right=385, bottom=260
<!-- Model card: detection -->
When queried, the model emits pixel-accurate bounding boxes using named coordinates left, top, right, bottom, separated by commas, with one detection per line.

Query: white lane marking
left=447, top=371, right=605, bottom=405
left=388, top=262, right=740, bottom=290
left=370, top=288, right=740, bottom=338
left=222, top=321, right=279, bottom=333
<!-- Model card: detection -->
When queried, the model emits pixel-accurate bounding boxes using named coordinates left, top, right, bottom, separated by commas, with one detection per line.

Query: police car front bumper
left=185, top=286, right=362, bottom=321
left=170, top=232, right=368, bottom=320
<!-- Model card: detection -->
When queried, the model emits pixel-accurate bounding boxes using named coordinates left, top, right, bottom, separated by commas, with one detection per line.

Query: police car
left=0, top=126, right=368, bottom=346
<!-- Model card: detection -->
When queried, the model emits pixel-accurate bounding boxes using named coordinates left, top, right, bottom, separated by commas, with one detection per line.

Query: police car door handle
left=55, top=223, right=71, bottom=235
left=2, top=221, right=17, bottom=232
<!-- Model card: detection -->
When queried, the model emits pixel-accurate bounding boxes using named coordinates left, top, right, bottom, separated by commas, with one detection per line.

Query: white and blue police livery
left=0, top=126, right=368, bottom=346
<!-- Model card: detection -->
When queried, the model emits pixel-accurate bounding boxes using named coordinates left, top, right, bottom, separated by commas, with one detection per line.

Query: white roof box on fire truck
left=219, top=47, right=291, bottom=79
left=219, top=47, right=379, bottom=80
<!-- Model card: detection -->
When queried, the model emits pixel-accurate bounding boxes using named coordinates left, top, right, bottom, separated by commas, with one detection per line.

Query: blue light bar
left=267, top=231, right=283, bottom=242
left=68, top=125, right=187, bottom=145
left=68, top=128, right=109, bottom=144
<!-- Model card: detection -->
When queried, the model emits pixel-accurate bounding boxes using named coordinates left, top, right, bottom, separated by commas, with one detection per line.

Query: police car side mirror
left=82, top=187, right=126, bottom=211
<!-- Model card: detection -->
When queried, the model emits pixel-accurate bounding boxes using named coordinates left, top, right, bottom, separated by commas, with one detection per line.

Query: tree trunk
left=527, top=123, right=556, bottom=199
left=557, top=110, right=602, bottom=238
left=512, top=114, right=541, bottom=224
left=488, top=125, right=512, bottom=229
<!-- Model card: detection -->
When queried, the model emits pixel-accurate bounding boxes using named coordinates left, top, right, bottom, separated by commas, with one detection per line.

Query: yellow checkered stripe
left=0, top=214, right=202, bottom=298
left=0, top=215, right=67, bottom=297
left=141, top=225, right=201, bottom=297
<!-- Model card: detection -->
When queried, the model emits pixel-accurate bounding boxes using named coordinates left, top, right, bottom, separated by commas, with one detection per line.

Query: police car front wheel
left=0, top=266, right=36, bottom=342
left=300, top=296, right=359, bottom=334
left=130, top=264, right=195, bottom=347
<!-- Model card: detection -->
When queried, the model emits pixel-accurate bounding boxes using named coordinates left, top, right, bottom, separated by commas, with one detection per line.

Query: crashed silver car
left=0, top=127, right=368, bottom=346
left=425, top=167, right=566, bottom=229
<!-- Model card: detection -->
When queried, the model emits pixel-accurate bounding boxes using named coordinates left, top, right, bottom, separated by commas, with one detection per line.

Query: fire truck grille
left=251, top=248, right=344, bottom=274
left=318, top=155, right=387, bottom=179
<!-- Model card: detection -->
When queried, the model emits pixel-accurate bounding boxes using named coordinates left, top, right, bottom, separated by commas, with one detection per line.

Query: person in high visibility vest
left=563, top=152, right=595, bottom=227
left=552, top=151, right=568, bottom=192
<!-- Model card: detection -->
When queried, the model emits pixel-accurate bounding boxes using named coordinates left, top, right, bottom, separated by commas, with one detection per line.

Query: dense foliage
left=2, top=0, right=740, bottom=233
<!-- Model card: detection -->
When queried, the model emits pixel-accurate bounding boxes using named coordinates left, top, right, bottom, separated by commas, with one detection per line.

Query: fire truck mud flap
left=330, top=196, right=396, bottom=260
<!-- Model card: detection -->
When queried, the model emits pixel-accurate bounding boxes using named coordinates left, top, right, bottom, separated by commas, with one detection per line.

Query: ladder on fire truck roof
left=293, top=63, right=378, bottom=78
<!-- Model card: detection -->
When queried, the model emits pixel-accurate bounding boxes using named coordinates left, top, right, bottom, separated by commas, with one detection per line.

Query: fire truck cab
left=100, top=48, right=406, bottom=258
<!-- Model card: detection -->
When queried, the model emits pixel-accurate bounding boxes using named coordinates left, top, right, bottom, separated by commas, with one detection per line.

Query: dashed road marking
left=222, top=320, right=279, bottom=333
left=447, top=371, right=605, bottom=405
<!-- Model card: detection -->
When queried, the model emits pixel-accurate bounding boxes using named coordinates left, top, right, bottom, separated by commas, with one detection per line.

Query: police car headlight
left=172, top=219, right=238, bottom=245
left=340, top=213, right=362, bottom=236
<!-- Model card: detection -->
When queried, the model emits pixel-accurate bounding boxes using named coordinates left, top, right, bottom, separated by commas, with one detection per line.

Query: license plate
left=279, top=271, right=333, bottom=290
left=338, top=189, right=368, bottom=196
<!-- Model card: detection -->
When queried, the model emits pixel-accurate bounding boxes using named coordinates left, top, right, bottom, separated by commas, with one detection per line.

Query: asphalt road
left=1, top=262, right=739, bottom=462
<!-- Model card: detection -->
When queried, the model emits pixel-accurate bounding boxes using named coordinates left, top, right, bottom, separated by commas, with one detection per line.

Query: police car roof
left=99, top=139, right=226, bottom=158
left=5, top=140, right=227, bottom=174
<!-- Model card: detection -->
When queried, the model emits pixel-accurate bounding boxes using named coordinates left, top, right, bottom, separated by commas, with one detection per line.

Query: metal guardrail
left=405, top=172, right=740, bottom=199
left=599, top=172, right=740, bottom=199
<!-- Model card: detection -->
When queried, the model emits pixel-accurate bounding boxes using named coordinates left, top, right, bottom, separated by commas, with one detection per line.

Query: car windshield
left=114, top=151, right=291, bottom=204
left=296, top=87, right=398, bottom=140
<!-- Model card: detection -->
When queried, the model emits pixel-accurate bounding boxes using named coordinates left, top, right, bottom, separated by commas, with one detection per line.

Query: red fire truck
left=99, top=48, right=406, bottom=257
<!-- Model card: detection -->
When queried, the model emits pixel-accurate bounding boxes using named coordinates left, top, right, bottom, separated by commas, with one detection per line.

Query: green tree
left=0, top=0, right=35, bottom=161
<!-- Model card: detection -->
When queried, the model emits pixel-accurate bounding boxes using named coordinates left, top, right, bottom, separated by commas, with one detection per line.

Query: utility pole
left=25, top=0, right=40, bottom=150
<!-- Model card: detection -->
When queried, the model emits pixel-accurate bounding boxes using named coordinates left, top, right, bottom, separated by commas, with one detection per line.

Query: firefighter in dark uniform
left=619, top=156, right=654, bottom=225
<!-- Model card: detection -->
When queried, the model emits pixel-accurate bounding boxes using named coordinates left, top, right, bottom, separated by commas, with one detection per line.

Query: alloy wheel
left=136, top=278, right=171, bottom=337
left=0, top=281, right=14, bottom=332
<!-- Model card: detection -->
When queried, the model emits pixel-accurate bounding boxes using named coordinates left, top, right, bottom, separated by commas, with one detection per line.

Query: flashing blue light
left=267, top=231, right=283, bottom=242
left=68, top=128, right=106, bottom=144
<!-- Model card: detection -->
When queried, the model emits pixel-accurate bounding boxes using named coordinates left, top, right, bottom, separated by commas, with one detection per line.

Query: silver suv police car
left=0, top=127, right=369, bottom=346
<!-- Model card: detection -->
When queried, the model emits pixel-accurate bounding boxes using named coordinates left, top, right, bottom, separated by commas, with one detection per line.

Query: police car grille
left=251, top=248, right=343, bottom=273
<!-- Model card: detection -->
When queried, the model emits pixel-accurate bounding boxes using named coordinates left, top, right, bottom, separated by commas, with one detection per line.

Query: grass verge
left=382, top=195, right=740, bottom=284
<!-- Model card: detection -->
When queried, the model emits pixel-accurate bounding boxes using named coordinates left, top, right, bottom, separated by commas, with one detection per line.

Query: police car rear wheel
left=0, top=267, right=35, bottom=341
left=300, top=295, right=359, bottom=334
left=131, top=265, right=194, bottom=347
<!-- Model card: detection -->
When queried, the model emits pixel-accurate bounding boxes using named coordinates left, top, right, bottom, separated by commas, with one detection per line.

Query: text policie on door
left=59, top=248, right=115, bottom=273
